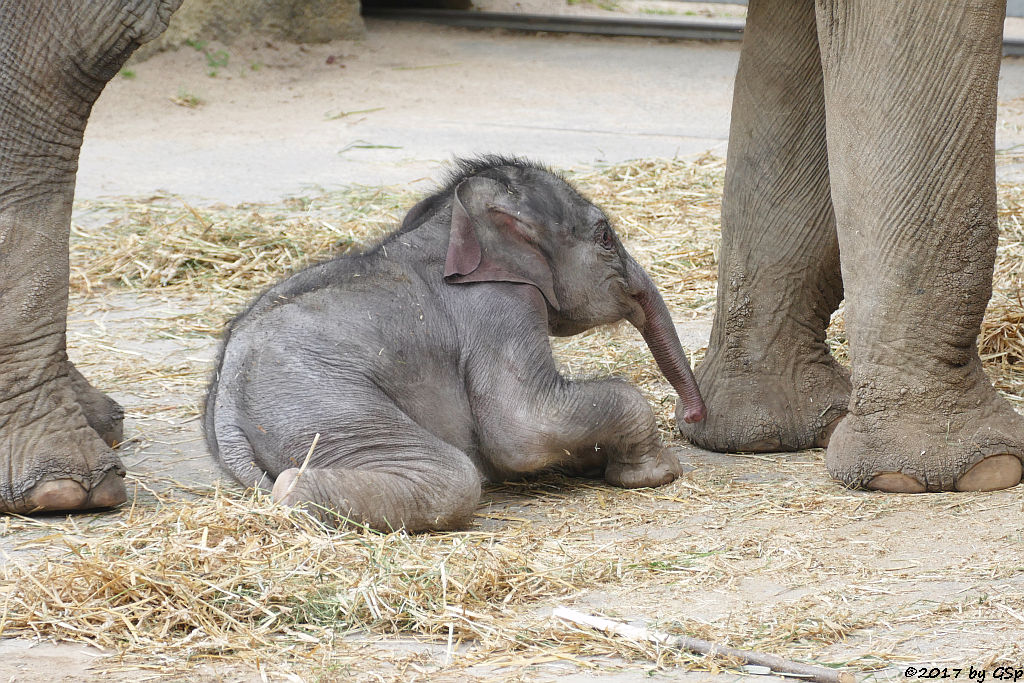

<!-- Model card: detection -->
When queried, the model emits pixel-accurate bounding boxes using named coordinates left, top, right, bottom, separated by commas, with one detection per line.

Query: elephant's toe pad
left=954, top=454, right=1022, bottom=492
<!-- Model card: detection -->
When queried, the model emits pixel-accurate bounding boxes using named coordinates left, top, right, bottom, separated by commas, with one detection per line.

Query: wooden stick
left=552, top=607, right=855, bottom=683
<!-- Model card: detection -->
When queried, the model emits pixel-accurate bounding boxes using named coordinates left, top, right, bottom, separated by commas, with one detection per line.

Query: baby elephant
left=204, top=156, right=706, bottom=532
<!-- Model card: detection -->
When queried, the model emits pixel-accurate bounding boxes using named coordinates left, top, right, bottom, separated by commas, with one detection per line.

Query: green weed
left=170, top=89, right=204, bottom=108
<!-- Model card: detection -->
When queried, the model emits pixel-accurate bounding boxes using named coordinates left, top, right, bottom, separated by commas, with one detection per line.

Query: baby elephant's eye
left=596, top=222, right=615, bottom=250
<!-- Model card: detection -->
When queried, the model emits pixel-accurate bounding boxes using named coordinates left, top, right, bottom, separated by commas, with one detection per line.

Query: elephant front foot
left=826, top=370, right=1024, bottom=493
left=604, top=446, right=683, bottom=488
left=0, top=373, right=127, bottom=514
left=678, top=344, right=851, bottom=453
left=67, top=362, right=125, bottom=447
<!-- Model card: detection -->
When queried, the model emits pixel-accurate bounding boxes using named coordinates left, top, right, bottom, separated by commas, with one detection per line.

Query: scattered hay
left=0, top=477, right=767, bottom=676
left=71, top=190, right=409, bottom=295
left=982, top=297, right=1024, bottom=365
left=985, top=191, right=1024, bottom=402
left=0, top=484, right=622, bottom=670
left=2, top=464, right=1022, bottom=678
left=69, top=188, right=416, bottom=337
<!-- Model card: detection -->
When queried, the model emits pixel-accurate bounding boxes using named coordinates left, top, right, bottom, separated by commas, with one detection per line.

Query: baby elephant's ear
left=443, top=176, right=560, bottom=310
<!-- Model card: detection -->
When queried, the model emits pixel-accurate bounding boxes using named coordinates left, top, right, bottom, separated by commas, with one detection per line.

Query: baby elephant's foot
left=272, top=468, right=373, bottom=526
left=605, top=446, right=683, bottom=488
left=271, top=468, right=306, bottom=507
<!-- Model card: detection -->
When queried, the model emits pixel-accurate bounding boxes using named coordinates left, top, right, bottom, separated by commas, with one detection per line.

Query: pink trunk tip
left=680, top=402, right=707, bottom=423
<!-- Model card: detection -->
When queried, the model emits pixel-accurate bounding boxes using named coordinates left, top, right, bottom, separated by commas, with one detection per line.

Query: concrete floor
left=79, top=20, right=738, bottom=202
left=77, top=19, right=1024, bottom=204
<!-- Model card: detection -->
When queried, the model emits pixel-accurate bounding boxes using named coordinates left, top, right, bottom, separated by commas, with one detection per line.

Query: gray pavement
left=80, top=21, right=734, bottom=203
left=77, top=20, right=1024, bottom=204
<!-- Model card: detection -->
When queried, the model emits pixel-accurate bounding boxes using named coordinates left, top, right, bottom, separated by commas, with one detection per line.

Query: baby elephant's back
left=216, top=259, right=475, bottom=458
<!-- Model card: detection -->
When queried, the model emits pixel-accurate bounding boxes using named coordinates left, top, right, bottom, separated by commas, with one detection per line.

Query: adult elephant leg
left=817, top=1, right=1024, bottom=492
left=679, top=0, right=849, bottom=452
left=0, top=1, right=180, bottom=513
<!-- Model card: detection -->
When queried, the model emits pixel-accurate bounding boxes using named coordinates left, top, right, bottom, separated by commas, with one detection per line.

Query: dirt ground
left=2, top=11, right=1024, bottom=683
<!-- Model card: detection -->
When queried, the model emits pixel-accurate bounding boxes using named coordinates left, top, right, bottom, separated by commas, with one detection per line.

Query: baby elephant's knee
left=424, top=460, right=482, bottom=530
left=609, top=384, right=662, bottom=448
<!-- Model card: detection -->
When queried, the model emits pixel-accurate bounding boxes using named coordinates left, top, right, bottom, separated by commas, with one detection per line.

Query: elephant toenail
left=865, top=472, right=926, bottom=493
left=27, top=479, right=89, bottom=511
left=955, top=455, right=1022, bottom=492
left=814, top=414, right=846, bottom=449
left=272, top=468, right=302, bottom=505
left=87, top=472, right=127, bottom=508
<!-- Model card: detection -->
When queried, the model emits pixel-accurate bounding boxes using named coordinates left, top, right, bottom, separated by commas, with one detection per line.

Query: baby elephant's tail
left=203, top=388, right=273, bottom=493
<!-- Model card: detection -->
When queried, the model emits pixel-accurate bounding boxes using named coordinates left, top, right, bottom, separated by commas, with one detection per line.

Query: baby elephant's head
left=441, top=157, right=706, bottom=423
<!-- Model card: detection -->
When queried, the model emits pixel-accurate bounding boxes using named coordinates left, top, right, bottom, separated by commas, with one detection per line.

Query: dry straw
left=1, top=156, right=1021, bottom=679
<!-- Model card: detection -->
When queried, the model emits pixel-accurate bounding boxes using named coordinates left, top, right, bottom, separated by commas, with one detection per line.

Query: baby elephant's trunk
left=626, top=259, right=707, bottom=423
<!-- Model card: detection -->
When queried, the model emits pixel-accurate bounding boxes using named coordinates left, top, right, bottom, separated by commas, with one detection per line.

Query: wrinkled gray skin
left=679, top=0, right=1024, bottom=492
left=204, top=157, right=706, bottom=531
left=0, top=0, right=183, bottom=513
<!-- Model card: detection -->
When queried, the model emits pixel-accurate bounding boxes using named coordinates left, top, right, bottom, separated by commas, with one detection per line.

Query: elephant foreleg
left=816, top=0, right=1024, bottom=492
left=0, top=196, right=129, bottom=513
left=679, top=0, right=850, bottom=452
left=475, top=372, right=682, bottom=490
left=0, top=0, right=180, bottom=513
